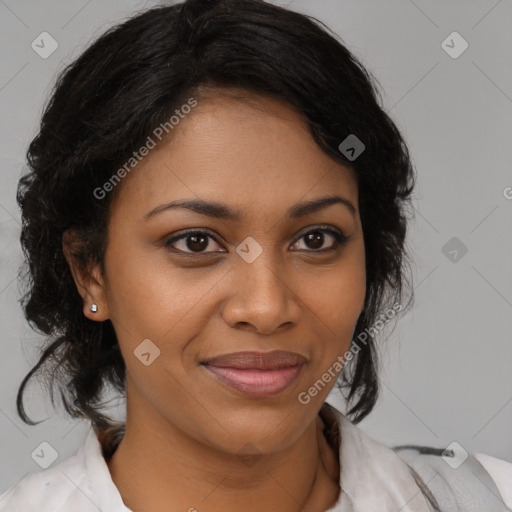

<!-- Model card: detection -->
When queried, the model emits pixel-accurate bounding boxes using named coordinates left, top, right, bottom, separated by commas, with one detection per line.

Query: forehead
left=110, top=91, right=358, bottom=218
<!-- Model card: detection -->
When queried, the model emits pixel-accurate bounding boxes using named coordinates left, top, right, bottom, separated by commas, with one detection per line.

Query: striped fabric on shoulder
left=394, top=444, right=512, bottom=512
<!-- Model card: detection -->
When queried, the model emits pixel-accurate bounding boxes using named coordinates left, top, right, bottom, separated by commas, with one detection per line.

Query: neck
left=106, top=390, right=340, bottom=512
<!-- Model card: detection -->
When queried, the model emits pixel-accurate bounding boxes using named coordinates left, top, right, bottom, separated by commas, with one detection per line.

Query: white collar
left=324, top=404, right=433, bottom=511
left=81, top=403, right=434, bottom=511
left=82, top=422, right=129, bottom=511
left=1, top=403, right=435, bottom=511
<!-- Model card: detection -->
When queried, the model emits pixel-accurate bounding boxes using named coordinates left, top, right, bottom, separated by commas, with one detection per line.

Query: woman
left=1, top=0, right=510, bottom=510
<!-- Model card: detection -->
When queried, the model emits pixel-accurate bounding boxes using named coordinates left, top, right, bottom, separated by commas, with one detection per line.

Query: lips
left=201, top=350, right=307, bottom=398
left=202, top=350, right=307, bottom=370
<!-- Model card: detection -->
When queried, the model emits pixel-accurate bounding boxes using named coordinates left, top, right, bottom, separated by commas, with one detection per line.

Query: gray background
left=1, top=0, right=511, bottom=493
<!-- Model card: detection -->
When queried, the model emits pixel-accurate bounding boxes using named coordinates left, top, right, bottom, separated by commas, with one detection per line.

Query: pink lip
left=201, top=350, right=306, bottom=398
left=203, top=350, right=307, bottom=369
left=203, top=365, right=304, bottom=397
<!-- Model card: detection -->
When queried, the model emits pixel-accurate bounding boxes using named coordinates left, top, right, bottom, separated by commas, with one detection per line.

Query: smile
left=203, top=365, right=305, bottom=397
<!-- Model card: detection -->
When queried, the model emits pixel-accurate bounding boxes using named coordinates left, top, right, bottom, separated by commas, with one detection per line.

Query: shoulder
left=0, top=427, right=121, bottom=512
left=321, top=401, right=512, bottom=511
left=0, top=449, right=94, bottom=511
left=394, top=444, right=512, bottom=511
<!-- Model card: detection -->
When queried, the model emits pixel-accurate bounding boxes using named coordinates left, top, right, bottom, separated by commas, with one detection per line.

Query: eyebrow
left=143, top=194, right=357, bottom=221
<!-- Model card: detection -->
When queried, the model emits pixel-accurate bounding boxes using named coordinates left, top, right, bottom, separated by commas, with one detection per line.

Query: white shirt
left=1, top=403, right=511, bottom=511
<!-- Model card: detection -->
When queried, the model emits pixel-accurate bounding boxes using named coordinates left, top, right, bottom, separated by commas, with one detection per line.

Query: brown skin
left=63, top=90, right=366, bottom=512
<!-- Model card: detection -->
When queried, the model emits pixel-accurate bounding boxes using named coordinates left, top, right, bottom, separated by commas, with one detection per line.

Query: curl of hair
left=16, top=0, right=415, bottom=450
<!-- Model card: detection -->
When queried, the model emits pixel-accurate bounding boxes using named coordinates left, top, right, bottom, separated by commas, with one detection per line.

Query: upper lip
left=202, top=350, right=307, bottom=370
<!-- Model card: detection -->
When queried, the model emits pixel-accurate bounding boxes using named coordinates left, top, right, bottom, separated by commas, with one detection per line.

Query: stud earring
left=90, top=303, right=98, bottom=313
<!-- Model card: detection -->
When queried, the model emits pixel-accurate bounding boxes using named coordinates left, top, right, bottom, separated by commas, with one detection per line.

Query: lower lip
left=203, top=364, right=304, bottom=398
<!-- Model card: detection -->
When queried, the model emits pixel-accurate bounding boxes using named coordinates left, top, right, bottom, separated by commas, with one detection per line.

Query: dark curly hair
left=16, top=0, right=415, bottom=448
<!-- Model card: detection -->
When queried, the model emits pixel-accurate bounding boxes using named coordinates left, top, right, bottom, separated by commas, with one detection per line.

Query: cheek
left=333, top=270, right=366, bottom=330
left=300, top=257, right=366, bottom=379
left=103, top=246, right=223, bottom=357
left=305, top=259, right=365, bottom=335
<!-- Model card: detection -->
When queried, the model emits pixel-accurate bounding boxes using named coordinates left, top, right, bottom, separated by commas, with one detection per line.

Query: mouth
left=201, top=350, right=307, bottom=398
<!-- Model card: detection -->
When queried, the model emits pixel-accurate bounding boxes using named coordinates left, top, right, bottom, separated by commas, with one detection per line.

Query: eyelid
left=164, top=224, right=348, bottom=254
left=292, top=224, right=346, bottom=243
left=290, top=224, right=348, bottom=251
left=164, top=228, right=226, bottom=253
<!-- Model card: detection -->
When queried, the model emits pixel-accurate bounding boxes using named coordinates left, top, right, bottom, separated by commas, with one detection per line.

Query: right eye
left=164, top=230, right=227, bottom=255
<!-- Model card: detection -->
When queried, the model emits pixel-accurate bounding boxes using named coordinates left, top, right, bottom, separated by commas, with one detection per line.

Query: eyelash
left=164, top=226, right=349, bottom=256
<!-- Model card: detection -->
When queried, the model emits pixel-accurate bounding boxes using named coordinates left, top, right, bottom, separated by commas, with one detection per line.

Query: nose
left=221, top=255, right=302, bottom=335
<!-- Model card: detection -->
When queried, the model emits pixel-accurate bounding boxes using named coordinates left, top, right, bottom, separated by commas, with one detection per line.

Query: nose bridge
left=239, top=249, right=285, bottom=297
left=223, top=244, right=299, bottom=333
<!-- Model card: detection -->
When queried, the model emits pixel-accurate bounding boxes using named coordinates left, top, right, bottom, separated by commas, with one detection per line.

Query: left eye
left=290, top=228, right=347, bottom=252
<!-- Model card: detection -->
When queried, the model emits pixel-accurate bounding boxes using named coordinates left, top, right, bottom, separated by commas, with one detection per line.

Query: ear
left=62, top=229, right=110, bottom=321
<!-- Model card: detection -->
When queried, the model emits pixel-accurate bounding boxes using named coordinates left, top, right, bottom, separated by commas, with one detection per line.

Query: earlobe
left=78, top=264, right=111, bottom=322
left=85, top=263, right=111, bottom=321
left=84, top=300, right=109, bottom=321
left=62, top=229, right=110, bottom=321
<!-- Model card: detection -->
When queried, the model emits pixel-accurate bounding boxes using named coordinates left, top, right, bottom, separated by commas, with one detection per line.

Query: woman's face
left=82, top=91, right=366, bottom=455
